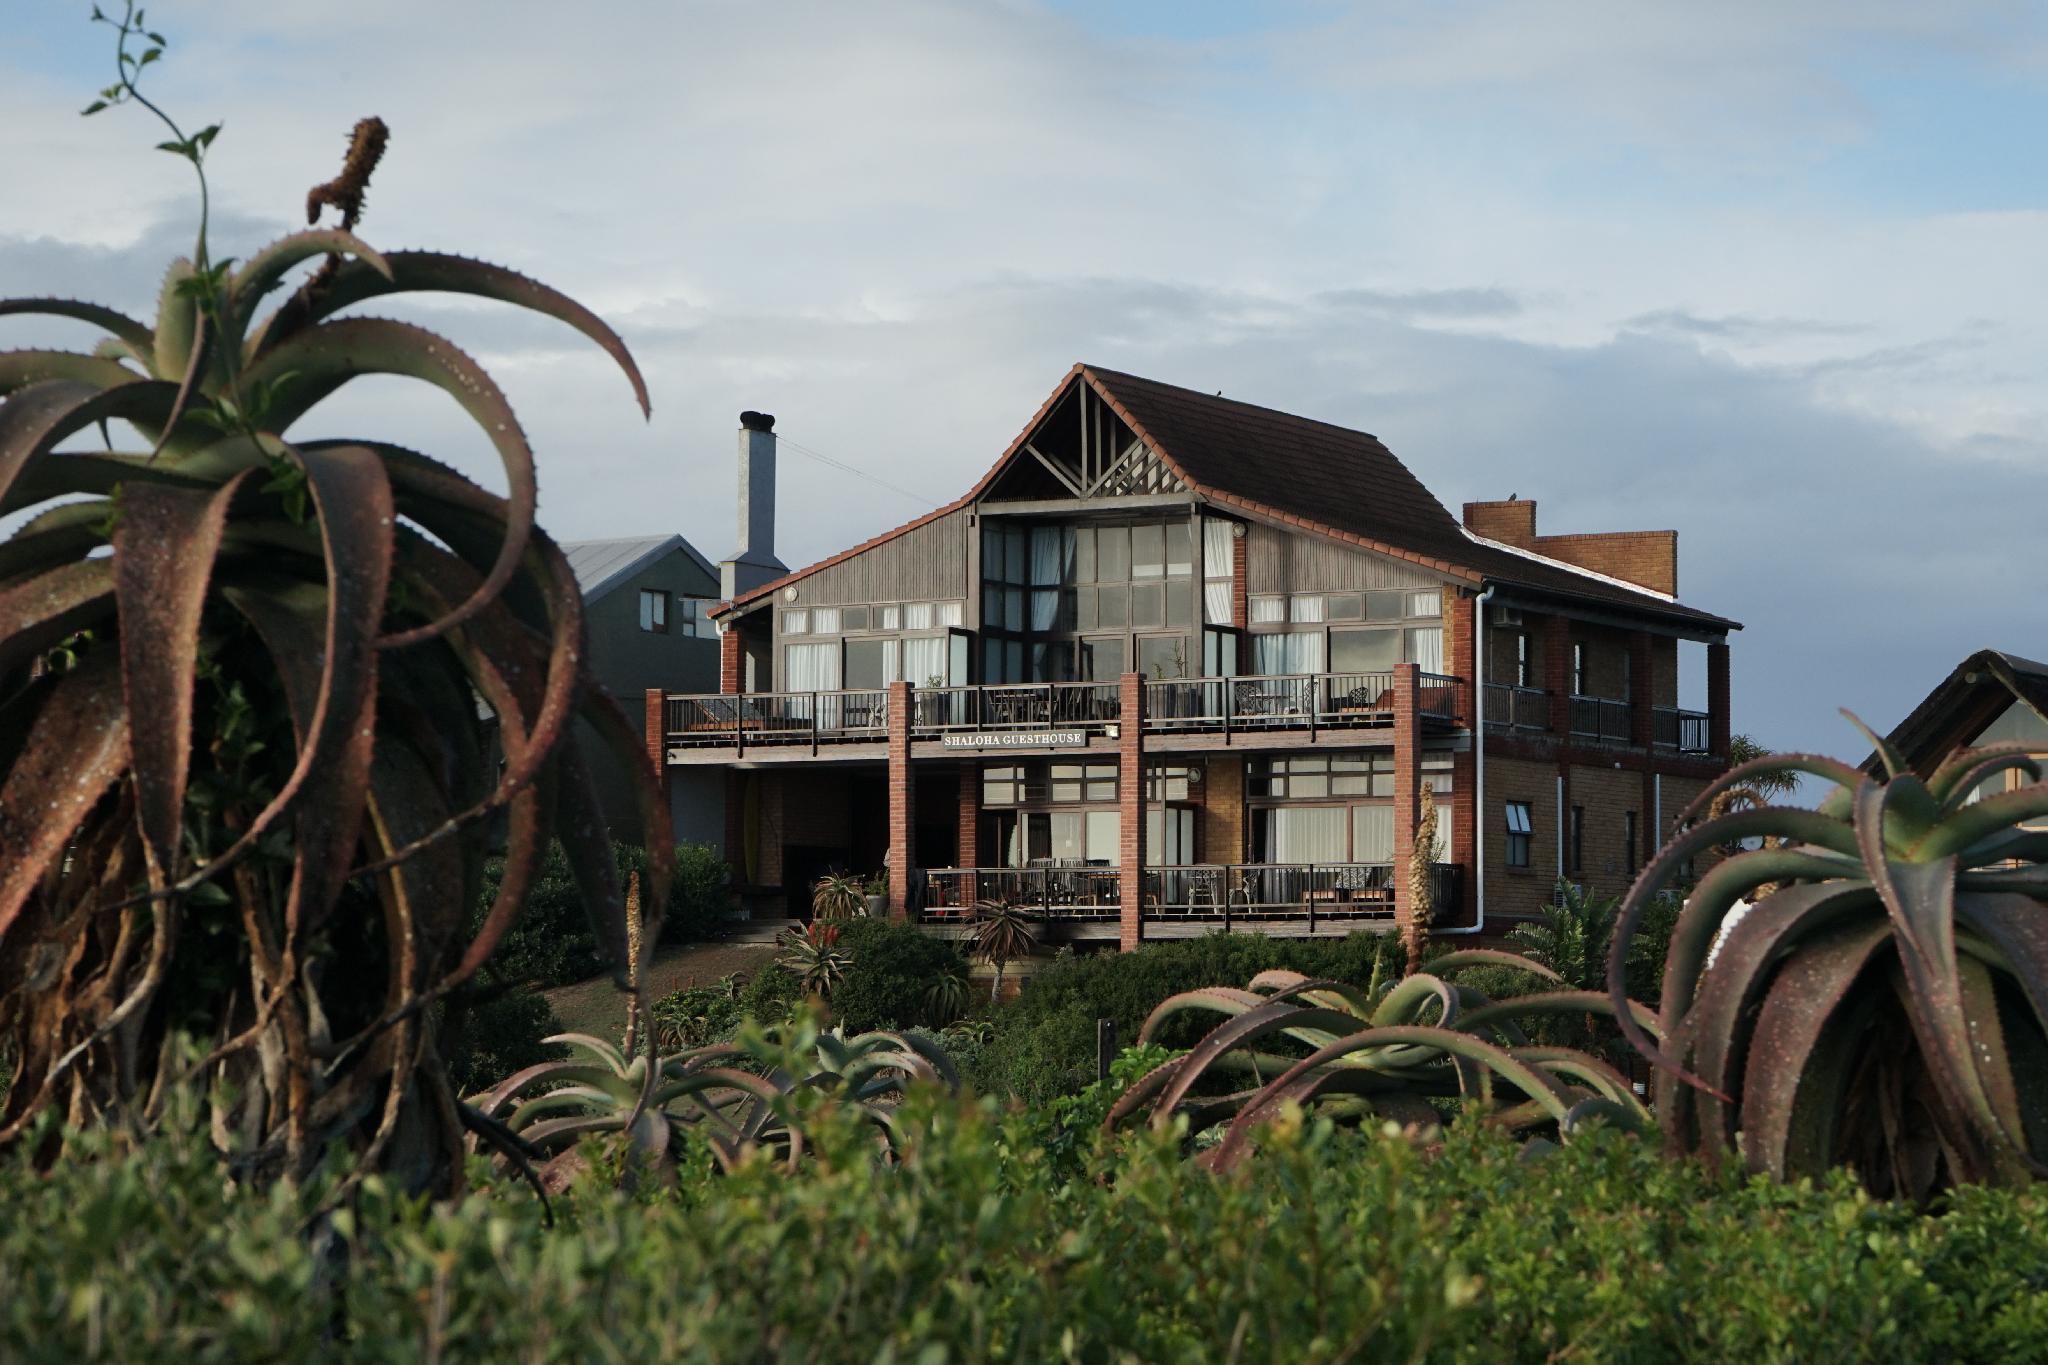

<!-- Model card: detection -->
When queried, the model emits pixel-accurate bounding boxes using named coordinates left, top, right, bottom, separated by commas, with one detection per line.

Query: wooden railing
left=1653, top=705, right=1711, bottom=753
left=1568, top=694, right=1632, bottom=744
left=1483, top=683, right=1550, bottom=732
left=917, top=865, right=1120, bottom=922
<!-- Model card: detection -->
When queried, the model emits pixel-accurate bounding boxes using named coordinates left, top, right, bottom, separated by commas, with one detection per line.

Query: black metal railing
left=1568, top=694, right=1633, bottom=744
left=664, top=689, right=888, bottom=747
left=1140, top=671, right=1463, bottom=732
left=1483, top=683, right=1550, bottom=732
left=1141, top=863, right=1397, bottom=926
left=1652, top=705, right=1711, bottom=753
left=917, top=865, right=1120, bottom=922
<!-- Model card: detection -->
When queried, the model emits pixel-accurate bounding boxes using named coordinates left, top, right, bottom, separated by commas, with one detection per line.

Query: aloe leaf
left=1671, top=751, right=1869, bottom=828
left=113, top=472, right=250, bottom=882
left=0, top=651, right=128, bottom=942
left=1372, top=972, right=1457, bottom=1028
left=1135, top=988, right=1272, bottom=1043
left=1929, top=742, right=2046, bottom=809
left=249, top=249, right=650, bottom=417
left=1736, top=923, right=1894, bottom=1180
left=153, top=257, right=198, bottom=380
left=0, top=559, right=115, bottom=680
left=241, top=318, right=536, bottom=647
left=1915, top=780, right=2048, bottom=862
left=1456, top=990, right=1663, bottom=1043
left=227, top=229, right=391, bottom=340
left=0, top=298, right=155, bottom=356
left=0, top=350, right=141, bottom=397
left=1428, top=949, right=1565, bottom=984
left=0, top=378, right=180, bottom=515
left=1142, top=999, right=1377, bottom=1129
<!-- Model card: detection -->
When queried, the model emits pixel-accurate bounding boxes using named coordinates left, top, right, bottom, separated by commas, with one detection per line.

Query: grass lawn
left=542, top=941, right=778, bottom=1039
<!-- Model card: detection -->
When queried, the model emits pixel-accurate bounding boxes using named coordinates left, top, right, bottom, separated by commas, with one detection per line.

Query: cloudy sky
left=6, top=1, right=2046, bottom=760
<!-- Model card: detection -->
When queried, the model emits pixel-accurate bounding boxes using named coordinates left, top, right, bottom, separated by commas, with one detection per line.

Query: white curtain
left=1432, top=807, right=1454, bottom=862
left=784, top=642, right=840, bottom=693
left=1268, top=807, right=1347, bottom=862
left=1406, top=626, right=1444, bottom=674
left=1252, top=631, right=1326, bottom=676
left=1030, top=527, right=1071, bottom=586
left=1351, top=805, right=1394, bottom=864
left=902, top=636, right=947, bottom=688
left=1204, top=581, right=1233, bottom=626
left=1203, top=519, right=1234, bottom=578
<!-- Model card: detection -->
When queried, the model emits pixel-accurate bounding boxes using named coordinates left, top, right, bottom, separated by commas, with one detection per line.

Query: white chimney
left=720, top=410, right=788, bottom=600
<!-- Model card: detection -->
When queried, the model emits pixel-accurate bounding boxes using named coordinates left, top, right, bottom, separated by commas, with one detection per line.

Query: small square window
left=906, top=602, right=934, bottom=630
left=1250, top=595, right=1285, bottom=624
left=813, top=607, right=841, bottom=634
left=1290, top=595, right=1325, bottom=623
left=1408, top=591, right=1442, bottom=618
left=639, top=589, right=669, bottom=633
left=880, top=605, right=901, bottom=630
left=781, top=609, right=808, bottom=636
left=937, top=601, right=963, bottom=627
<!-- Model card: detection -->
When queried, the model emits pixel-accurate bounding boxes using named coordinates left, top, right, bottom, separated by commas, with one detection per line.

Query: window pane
left=880, top=604, right=901, bottom=630
left=1081, top=637, right=1124, bottom=681
left=1031, top=589, right=1060, bottom=631
left=1166, top=579, right=1193, bottom=627
left=1365, top=590, right=1406, bottom=621
left=1074, top=527, right=1096, bottom=582
left=1204, top=580, right=1233, bottom=625
left=1131, top=524, right=1165, bottom=578
left=1409, top=590, right=1442, bottom=618
left=1097, top=526, right=1130, bottom=580
left=1075, top=585, right=1098, bottom=632
left=1249, top=595, right=1285, bottom=624
left=1165, top=522, right=1194, bottom=576
left=1290, top=595, right=1325, bottom=623
left=1251, top=630, right=1325, bottom=676
left=1004, top=589, right=1024, bottom=632
left=903, top=635, right=946, bottom=687
left=840, top=605, right=870, bottom=631
left=1029, top=527, right=1065, bottom=586
left=1138, top=634, right=1188, bottom=679
left=1131, top=583, right=1164, bottom=629
left=1325, top=594, right=1362, bottom=621
left=813, top=607, right=840, bottom=634
left=1202, top=628, right=1239, bottom=677
left=1330, top=628, right=1400, bottom=674
left=784, top=642, right=841, bottom=692
left=844, top=638, right=888, bottom=690
left=1085, top=810, right=1120, bottom=864
left=1096, top=584, right=1128, bottom=627
left=937, top=601, right=963, bottom=627
left=1431, top=806, right=1453, bottom=862
left=782, top=610, right=807, bottom=636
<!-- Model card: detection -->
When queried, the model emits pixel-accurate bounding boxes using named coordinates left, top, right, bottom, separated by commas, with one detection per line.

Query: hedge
left=976, top=931, right=1405, bottom=1102
left=6, top=1094, right=2047, bottom=1361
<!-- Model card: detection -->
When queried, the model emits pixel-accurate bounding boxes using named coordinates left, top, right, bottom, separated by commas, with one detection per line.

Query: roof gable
left=1878, top=649, right=2048, bottom=774
left=563, top=534, right=715, bottom=603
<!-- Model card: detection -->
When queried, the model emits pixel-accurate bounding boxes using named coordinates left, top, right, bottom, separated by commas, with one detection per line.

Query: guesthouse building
left=647, top=366, right=1740, bottom=948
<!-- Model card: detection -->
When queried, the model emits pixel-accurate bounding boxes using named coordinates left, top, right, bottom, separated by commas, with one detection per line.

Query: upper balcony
left=1480, top=683, right=1711, bottom=754
left=661, top=670, right=1463, bottom=758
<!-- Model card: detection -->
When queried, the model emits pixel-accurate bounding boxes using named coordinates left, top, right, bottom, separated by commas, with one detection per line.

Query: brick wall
left=1391, top=664, right=1420, bottom=949
left=956, top=765, right=980, bottom=869
left=1481, top=754, right=1564, bottom=916
left=1566, top=765, right=1645, bottom=901
left=1445, top=590, right=1474, bottom=718
left=1230, top=530, right=1249, bottom=629
left=719, top=626, right=742, bottom=694
left=885, top=680, right=912, bottom=918
left=1199, top=755, right=1244, bottom=864
left=1534, top=530, right=1678, bottom=597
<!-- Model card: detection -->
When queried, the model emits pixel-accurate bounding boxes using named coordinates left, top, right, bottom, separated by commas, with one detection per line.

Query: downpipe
left=1442, top=585, right=1494, bottom=936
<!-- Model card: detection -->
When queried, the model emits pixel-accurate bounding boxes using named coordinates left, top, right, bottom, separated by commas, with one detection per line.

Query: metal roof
left=561, top=534, right=716, bottom=604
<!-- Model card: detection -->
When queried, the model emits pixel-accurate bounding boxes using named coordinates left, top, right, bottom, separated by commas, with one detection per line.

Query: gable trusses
left=993, top=375, right=1186, bottom=502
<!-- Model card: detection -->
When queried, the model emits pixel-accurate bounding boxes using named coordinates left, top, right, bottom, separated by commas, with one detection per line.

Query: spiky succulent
left=472, top=1015, right=958, bottom=1179
left=0, top=90, right=667, bottom=1186
left=777, top=922, right=850, bottom=997
left=1607, top=721, right=2048, bottom=1201
left=1107, top=953, right=1658, bottom=1169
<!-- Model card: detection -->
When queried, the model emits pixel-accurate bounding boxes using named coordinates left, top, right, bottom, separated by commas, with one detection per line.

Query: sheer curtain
left=1351, top=805, right=1394, bottom=864
left=1252, top=631, right=1326, bottom=676
left=1406, top=627, right=1444, bottom=674
left=1268, top=807, right=1347, bottom=862
left=902, top=636, right=947, bottom=688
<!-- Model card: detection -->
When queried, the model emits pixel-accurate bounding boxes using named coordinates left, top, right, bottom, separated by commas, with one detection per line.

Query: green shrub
left=830, top=919, right=972, bottom=1033
left=473, top=839, right=731, bottom=990
left=438, top=988, right=565, bottom=1098
left=979, top=932, right=1403, bottom=1103
left=8, top=1095, right=2048, bottom=1360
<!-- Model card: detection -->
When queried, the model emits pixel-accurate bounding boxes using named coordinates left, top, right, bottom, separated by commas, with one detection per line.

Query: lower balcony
left=911, top=861, right=1464, bottom=940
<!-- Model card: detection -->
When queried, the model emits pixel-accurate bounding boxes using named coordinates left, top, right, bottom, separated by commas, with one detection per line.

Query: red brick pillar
left=1445, top=589, right=1474, bottom=725
left=956, top=765, right=979, bottom=868
left=1708, top=641, right=1731, bottom=760
left=1118, top=672, right=1145, bottom=952
left=1628, top=630, right=1654, bottom=749
left=1543, top=615, right=1572, bottom=737
left=885, top=680, right=913, bottom=919
left=643, top=688, right=667, bottom=797
left=1391, top=663, right=1421, bottom=942
left=719, top=623, right=743, bottom=694
left=1451, top=748, right=1476, bottom=889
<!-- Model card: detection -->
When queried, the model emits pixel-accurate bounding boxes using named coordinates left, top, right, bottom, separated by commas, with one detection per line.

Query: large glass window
left=1080, top=635, right=1125, bottom=681
left=784, top=641, right=840, bottom=692
left=1251, top=630, right=1324, bottom=676
left=844, top=638, right=896, bottom=690
left=1330, top=628, right=1400, bottom=674
left=1262, top=807, right=1348, bottom=862
left=1138, top=634, right=1190, bottom=679
left=1146, top=807, right=1197, bottom=864
left=1352, top=805, right=1394, bottom=864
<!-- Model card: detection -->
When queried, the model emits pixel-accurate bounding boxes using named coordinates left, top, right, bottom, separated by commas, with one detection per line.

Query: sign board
left=939, top=731, right=1089, bottom=749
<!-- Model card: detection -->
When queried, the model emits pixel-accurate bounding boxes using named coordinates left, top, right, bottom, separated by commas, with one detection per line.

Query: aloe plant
left=0, top=9, right=667, bottom=1188
left=1606, top=723, right=2048, bottom=1201
left=971, top=898, right=1038, bottom=1004
left=1107, top=952, right=1658, bottom=1169
left=810, top=870, right=866, bottom=921
left=472, top=1013, right=957, bottom=1179
left=777, top=922, right=850, bottom=998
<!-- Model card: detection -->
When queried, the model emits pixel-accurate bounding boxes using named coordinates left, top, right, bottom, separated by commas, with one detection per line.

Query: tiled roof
left=718, top=363, right=1739, bottom=631
left=562, top=534, right=715, bottom=603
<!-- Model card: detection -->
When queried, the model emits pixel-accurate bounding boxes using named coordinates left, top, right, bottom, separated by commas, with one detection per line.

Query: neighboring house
left=652, top=364, right=1739, bottom=940
left=1876, top=650, right=2048, bottom=803
left=564, top=534, right=721, bottom=844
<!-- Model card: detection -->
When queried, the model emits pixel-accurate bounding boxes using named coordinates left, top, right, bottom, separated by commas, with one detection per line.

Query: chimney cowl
left=739, top=410, right=776, bottom=433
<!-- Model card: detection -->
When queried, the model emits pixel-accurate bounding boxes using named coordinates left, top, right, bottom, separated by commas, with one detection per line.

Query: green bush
left=473, top=840, right=731, bottom=990
left=977, top=932, right=1404, bottom=1103
left=8, top=1095, right=2048, bottom=1360
left=830, top=919, right=971, bottom=1033
left=438, top=988, right=565, bottom=1098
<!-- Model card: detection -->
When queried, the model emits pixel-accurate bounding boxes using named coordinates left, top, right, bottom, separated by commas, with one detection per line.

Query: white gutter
left=1445, top=585, right=1495, bottom=936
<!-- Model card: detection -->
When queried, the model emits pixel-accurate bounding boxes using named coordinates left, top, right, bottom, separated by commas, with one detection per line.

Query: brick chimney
left=720, top=410, right=789, bottom=601
left=1462, top=497, right=1537, bottom=549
